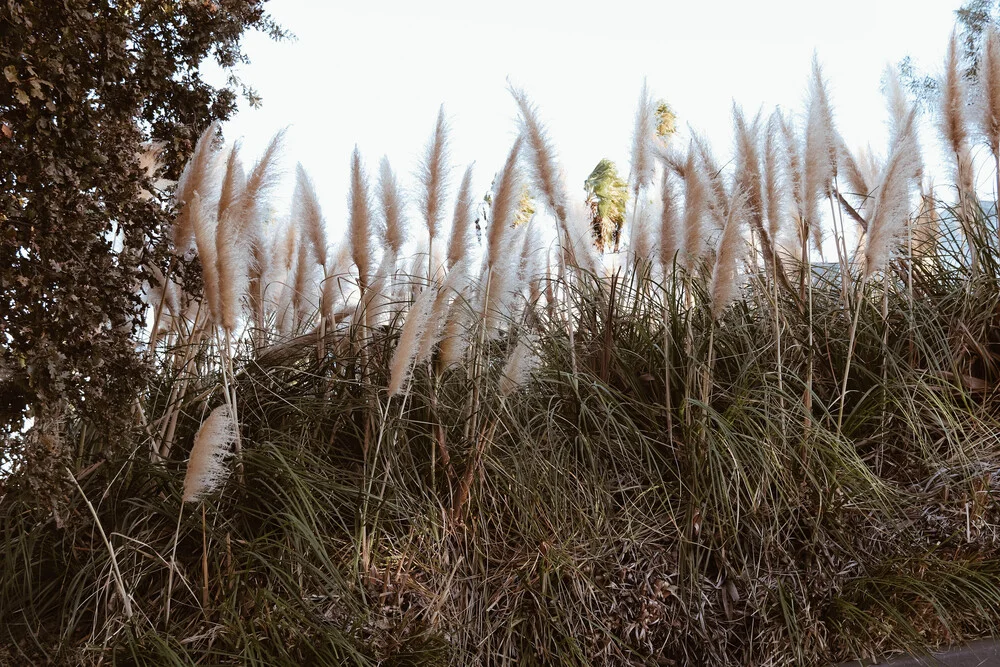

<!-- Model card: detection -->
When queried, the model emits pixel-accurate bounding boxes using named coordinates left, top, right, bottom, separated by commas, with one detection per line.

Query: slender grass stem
left=838, top=272, right=870, bottom=432
left=165, top=501, right=183, bottom=626
left=66, top=467, right=133, bottom=621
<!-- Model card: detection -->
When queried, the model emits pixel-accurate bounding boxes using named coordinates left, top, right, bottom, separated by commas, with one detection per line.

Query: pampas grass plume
left=511, top=87, right=569, bottom=226
left=629, top=79, right=657, bottom=194
left=658, top=160, right=681, bottom=271
left=368, top=251, right=399, bottom=324
left=417, top=264, right=467, bottom=364
left=349, top=147, right=373, bottom=290
left=763, top=112, right=785, bottom=243
left=217, top=143, right=246, bottom=223
left=981, top=24, right=1000, bottom=158
left=837, top=135, right=871, bottom=203
left=631, top=198, right=656, bottom=266
left=447, top=165, right=475, bottom=271
left=321, top=244, right=352, bottom=322
left=294, top=163, right=327, bottom=269
left=804, top=55, right=836, bottom=249
left=733, top=106, right=763, bottom=221
left=379, top=157, right=407, bottom=258
left=864, top=109, right=921, bottom=278
left=500, top=335, right=538, bottom=396
left=190, top=192, right=222, bottom=324
left=182, top=405, right=237, bottom=503
left=173, top=121, right=219, bottom=255
left=486, top=137, right=523, bottom=270
left=215, top=144, right=250, bottom=331
left=710, top=194, right=748, bottom=320
left=483, top=228, right=522, bottom=336
left=419, top=106, right=449, bottom=243
left=388, top=285, right=437, bottom=396
left=437, top=299, right=470, bottom=371
left=942, top=30, right=969, bottom=157
left=293, top=223, right=317, bottom=329
left=883, top=66, right=910, bottom=146
left=692, top=133, right=728, bottom=227
left=216, top=210, right=248, bottom=332
left=779, top=115, right=808, bottom=248
left=681, top=146, right=708, bottom=271
left=565, top=197, right=602, bottom=275
left=241, top=131, right=285, bottom=223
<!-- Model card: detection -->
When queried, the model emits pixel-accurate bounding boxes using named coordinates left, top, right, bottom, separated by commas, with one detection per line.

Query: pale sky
left=208, top=0, right=965, bottom=242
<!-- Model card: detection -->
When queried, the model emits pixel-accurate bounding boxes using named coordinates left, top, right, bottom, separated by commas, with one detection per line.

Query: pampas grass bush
left=10, top=25, right=1000, bottom=667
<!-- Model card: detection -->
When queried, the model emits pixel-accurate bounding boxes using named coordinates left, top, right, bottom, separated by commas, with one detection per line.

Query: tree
left=656, top=100, right=677, bottom=139
left=585, top=159, right=629, bottom=252
left=0, top=0, right=286, bottom=512
left=898, top=0, right=998, bottom=108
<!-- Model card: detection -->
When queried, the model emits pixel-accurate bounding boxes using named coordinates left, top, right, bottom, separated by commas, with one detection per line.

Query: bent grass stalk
left=66, top=467, right=133, bottom=621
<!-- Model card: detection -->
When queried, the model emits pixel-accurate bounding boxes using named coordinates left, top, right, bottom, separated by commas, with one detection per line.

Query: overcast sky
left=206, top=0, right=964, bottom=241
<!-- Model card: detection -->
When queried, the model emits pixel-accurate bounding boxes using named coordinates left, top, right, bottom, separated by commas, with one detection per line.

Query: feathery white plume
left=710, top=194, right=748, bottom=320
left=864, top=109, right=921, bottom=278
left=437, top=297, right=471, bottom=371
left=388, top=285, right=438, bottom=396
left=485, top=138, right=523, bottom=271
left=942, top=30, right=969, bottom=158
left=629, top=80, right=658, bottom=195
left=658, top=160, right=681, bottom=273
left=500, top=335, right=539, bottom=396
left=681, top=146, right=708, bottom=272
left=173, top=122, right=220, bottom=255
left=763, top=112, right=786, bottom=244
left=419, top=106, right=449, bottom=245
left=190, top=191, right=221, bottom=324
left=447, top=165, right=475, bottom=272
left=979, top=24, right=1000, bottom=158
left=182, top=405, right=237, bottom=503
left=349, top=147, right=373, bottom=291
left=379, top=156, right=407, bottom=258
left=804, top=56, right=837, bottom=250
left=294, top=163, right=327, bottom=269
left=216, top=133, right=284, bottom=332
left=511, top=88, right=566, bottom=215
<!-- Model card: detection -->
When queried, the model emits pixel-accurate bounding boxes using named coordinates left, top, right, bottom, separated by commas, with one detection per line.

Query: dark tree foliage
left=897, top=0, right=999, bottom=109
left=0, top=0, right=283, bottom=510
